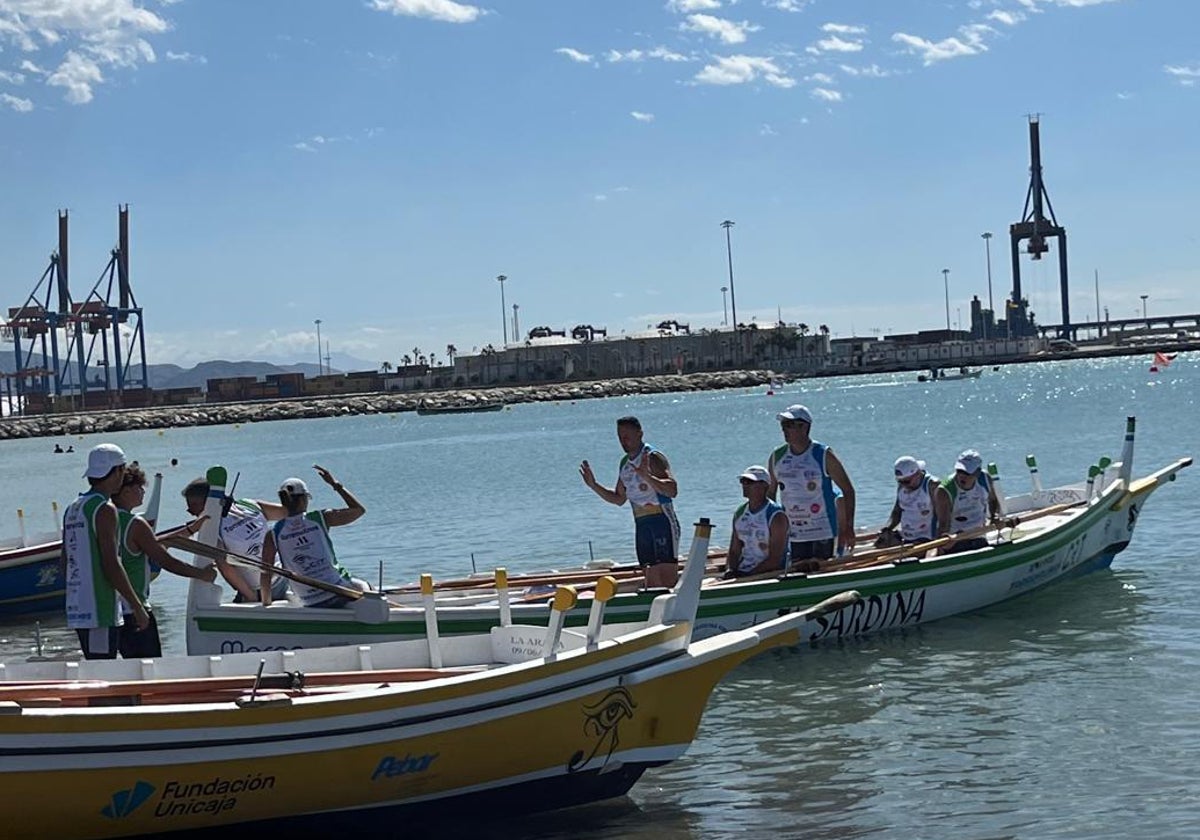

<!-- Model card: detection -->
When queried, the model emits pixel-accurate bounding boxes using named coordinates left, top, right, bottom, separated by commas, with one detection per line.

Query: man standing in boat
left=62, top=444, right=149, bottom=659
left=882, top=456, right=939, bottom=543
left=113, top=464, right=217, bottom=657
left=933, top=449, right=1001, bottom=554
left=724, top=466, right=790, bottom=579
left=260, top=465, right=370, bottom=608
left=182, top=478, right=290, bottom=604
left=579, top=416, right=681, bottom=588
left=767, top=404, right=857, bottom=569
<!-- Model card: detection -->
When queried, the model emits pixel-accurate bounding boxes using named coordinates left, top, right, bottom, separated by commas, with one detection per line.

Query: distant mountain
left=0, top=353, right=330, bottom=391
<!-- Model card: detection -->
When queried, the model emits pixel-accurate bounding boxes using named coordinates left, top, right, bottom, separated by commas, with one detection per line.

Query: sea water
left=1, top=354, right=1197, bottom=838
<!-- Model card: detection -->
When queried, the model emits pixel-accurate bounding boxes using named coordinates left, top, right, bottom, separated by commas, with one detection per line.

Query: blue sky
left=0, top=0, right=1196, bottom=368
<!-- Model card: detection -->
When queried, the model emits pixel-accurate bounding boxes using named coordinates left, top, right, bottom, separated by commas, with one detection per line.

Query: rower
left=933, top=450, right=1002, bottom=554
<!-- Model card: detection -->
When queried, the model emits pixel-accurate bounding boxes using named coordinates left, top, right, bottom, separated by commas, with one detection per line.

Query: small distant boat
left=416, top=399, right=505, bottom=416
left=918, top=366, right=983, bottom=382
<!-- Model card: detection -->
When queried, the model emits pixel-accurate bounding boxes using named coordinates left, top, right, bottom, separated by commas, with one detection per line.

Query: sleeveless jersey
left=620, top=445, right=676, bottom=518
left=940, top=473, right=991, bottom=532
left=896, top=474, right=939, bottom=541
left=63, top=490, right=122, bottom=629
left=220, top=500, right=271, bottom=591
left=117, top=509, right=153, bottom=614
left=768, top=441, right=838, bottom=542
left=271, top=511, right=353, bottom=606
left=732, top=500, right=790, bottom=575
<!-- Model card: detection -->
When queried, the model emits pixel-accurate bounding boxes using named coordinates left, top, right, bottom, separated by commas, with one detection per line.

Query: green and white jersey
left=272, top=510, right=353, bottom=606
left=63, top=490, right=122, bottom=629
left=940, top=474, right=991, bottom=532
left=117, top=509, right=153, bottom=614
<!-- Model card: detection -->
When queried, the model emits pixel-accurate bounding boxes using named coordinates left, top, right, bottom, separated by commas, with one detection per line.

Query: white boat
left=178, top=418, right=1191, bottom=656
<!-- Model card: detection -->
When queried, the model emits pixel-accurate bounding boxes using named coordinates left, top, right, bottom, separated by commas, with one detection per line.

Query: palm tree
left=412, top=347, right=421, bottom=364
left=798, top=323, right=810, bottom=336
left=380, top=361, right=393, bottom=375
left=819, top=324, right=830, bottom=335
left=402, top=354, right=412, bottom=366
left=429, top=352, right=438, bottom=367
left=446, top=344, right=457, bottom=364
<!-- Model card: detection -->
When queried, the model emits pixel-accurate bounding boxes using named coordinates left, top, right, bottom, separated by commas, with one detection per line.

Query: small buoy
left=170, top=458, right=178, bottom=467
left=157, top=430, right=164, bottom=436
left=234, top=423, right=241, bottom=429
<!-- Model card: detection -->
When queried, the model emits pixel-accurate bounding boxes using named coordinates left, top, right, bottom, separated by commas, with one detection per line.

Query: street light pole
left=721, top=220, right=737, bottom=329
left=496, top=275, right=508, bottom=346
left=941, top=268, right=951, bottom=332
left=981, top=232, right=994, bottom=339
left=1140, top=294, right=1149, bottom=320
left=720, top=286, right=728, bottom=326
left=314, top=319, right=323, bottom=376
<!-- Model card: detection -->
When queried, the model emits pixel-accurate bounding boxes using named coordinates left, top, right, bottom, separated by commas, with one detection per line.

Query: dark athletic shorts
left=76, top=626, right=121, bottom=660
left=790, top=539, right=835, bottom=562
left=118, top=610, right=162, bottom=659
left=635, top=513, right=678, bottom=566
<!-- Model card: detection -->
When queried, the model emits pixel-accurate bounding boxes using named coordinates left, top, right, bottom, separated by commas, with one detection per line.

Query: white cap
left=894, top=456, right=925, bottom=479
left=279, top=477, right=311, bottom=497
left=777, top=404, right=813, bottom=424
left=83, top=443, right=126, bottom=479
left=738, top=465, right=771, bottom=484
left=955, top=449, right=983, bottom=474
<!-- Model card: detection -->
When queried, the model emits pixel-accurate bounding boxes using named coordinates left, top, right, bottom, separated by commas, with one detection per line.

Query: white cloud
left=682, top=14, right=760, bottom=45
left=608, top=46, right=691, bottom=63
left=811, top=87, right=842, bottom=102
left=839, top=63, right=894, bottom=78
left=815, top=35, right=863, bottom=53
left=765, top=0, right=808, bottom=11
left=630, top=110, right=655, bottom=122
left=667, top=0, right=722, bottom=12
left=1164, top=64, right=1200, bottom=87
left=0, top=69, right=25, bottom=84
left=760, top=123, right=778, bottom=136
left=165, top=51, right=207, bottom=64
left=47, top=50, right=104, bottom=104
left=822, top=23, right=866, bottom=35
left=0, top=0, right=171, bottom=104
left=892, top=29, right=988, bottom=65
left=987, top=10, right=1026, bottom=25
left=1, top=92, right=33, bottom=112
left=807, top=72, right=834, bottom=84
left=555, top=47, right=594, bottom=64
left=368, top=0, right=483, bottom=24
left=694, top=54, right=795, bottom=88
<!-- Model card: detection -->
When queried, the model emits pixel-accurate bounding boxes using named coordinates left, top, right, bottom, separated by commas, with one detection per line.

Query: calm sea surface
left=1, top=355, right=1197, bottom=838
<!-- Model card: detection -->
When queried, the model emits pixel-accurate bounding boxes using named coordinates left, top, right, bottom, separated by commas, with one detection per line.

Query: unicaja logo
left=102, top=781, right=156, bottom=819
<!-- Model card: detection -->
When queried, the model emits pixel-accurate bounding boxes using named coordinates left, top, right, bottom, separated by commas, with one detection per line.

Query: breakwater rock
left=0, top=371, right=775, bottom=441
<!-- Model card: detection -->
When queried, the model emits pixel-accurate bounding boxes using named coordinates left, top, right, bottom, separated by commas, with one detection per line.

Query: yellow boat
left=0, top=518, right=856, bottom=838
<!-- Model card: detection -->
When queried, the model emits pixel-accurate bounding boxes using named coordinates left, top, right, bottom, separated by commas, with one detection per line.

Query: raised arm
left=579, top=459, right=627, bottom=506
left=313, top=465, right=365, bottom=527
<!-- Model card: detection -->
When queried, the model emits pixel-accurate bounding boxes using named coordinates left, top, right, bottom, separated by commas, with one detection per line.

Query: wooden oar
left=163, top=535, right=367, bottom=602
left=834, top=500, right=1085, bottom=571
left=387, top=552, right=730, bottom=594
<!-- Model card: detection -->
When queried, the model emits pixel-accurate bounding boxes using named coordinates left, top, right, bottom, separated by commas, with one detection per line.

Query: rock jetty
left=0, top=371, right=774, bottom=441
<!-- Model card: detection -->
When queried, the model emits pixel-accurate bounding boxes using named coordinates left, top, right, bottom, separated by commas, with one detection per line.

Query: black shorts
left=790, top=539, right=835, bottom=562
left=76, top=626, right=121, bottom=660
left=635, top=513, right=678, bottom=566
left=118, top=610, right=162, bottom=659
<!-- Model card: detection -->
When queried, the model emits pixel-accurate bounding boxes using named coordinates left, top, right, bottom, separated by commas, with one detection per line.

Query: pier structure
left=1009, top=116, right=1070, bottom=339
